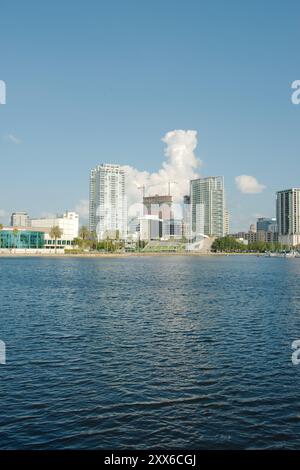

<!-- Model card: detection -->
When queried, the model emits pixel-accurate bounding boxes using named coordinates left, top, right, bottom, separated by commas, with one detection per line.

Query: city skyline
left=1, top=1, right=300, bottom=232
left=1, top=155, right=300, bottom=235
left=0, top=123, right=298, bottom=233
left=3, top=165, right=300, bottom=239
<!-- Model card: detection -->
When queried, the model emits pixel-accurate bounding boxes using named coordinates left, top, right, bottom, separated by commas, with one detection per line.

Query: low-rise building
left=139, top=215, right=162, bottom=241
left=0, top=226, right=76, bottom=251
left=0, top=227, right=45, bottom=249
left=248, top=225, right=257, bottom=244
left=30, top=211, right=79, bottom=241
left=10, top=212, right=30, bottom=228
left=162, top=218, right=183, bottom=240
left=256, top=217, right=278, bottom=243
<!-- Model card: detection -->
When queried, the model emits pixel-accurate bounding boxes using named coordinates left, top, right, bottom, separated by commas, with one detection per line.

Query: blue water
left=1, top=255, right=300, bottom=449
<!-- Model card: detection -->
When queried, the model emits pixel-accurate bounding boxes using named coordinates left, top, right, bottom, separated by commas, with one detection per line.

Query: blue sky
left=0, top=0, right=300, bottom=230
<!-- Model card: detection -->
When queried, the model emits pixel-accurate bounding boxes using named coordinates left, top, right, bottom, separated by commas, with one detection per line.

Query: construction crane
left=137, top=185, right=146, bottom=198
left=138, top=183, right=161, bottom=199
left=168, top=180, right=178, bottom=196
left=138, top=181, right=178, bottom=199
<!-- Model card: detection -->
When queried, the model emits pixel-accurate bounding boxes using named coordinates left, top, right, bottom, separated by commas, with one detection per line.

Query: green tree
left=49, top=226, right=63, bottom=254
left=76, top=226, right=98, bottom=251
left=89, top=231, right=98, bottom=250
left=211, top=236, right=246, bottom=253
left=0, top=223, right=3, bottom=250
left=105, top=231, right=110, bottom=253
left=79, top=225, right=89, bottom=241
left=115, top=229, right=120, bottom=251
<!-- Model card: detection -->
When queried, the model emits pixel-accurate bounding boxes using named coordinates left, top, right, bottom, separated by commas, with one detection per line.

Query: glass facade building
left=190, top=176, right=225, bottom=238
left=0, top=230, right=45, bottom=249
left=276, top=188, right=300, bottom=246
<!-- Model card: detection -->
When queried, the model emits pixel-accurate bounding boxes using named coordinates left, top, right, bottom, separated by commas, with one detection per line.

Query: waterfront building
left=143, top=194, right=172, bottom=219
left=89, top=164, right=127, bottom=240
left=183, top=195, right=191, bottom=240
left=10, top=211, right=29, bottom=228
left=30, top=211, right=79, bottom=241
left=256, top=217, right=278, bottom=243
left=162, top=218, right=183, bottom=240
left=139, top=215, right=162, bottom=241
left=143, top=194, right=181, bottom=240
left=230, top=231, right=248, bottom=241
left=276, top=188, right=300, bottom=246
left=224, top=209, right=230, bottom=235
left=247, top=225, right=257, bottom=244
left=0, top=227, right=45, bottom=249
left=190, top=176, right=225, bottom=238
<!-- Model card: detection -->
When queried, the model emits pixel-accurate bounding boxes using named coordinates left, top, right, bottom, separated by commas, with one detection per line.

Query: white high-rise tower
left=89, top=164, right=127, bottom=240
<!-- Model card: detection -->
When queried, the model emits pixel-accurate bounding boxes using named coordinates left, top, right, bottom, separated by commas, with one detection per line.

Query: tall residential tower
left=89, top=164, right=127, bottom=240
left=190, top=176, right=226, bottom=238
left=276, top=188, right=300, bottom=246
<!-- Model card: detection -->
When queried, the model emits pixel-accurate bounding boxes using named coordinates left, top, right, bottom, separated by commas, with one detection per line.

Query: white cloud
left=235, top=175, right=266, bottom=194
left=74, top=199, right=89, bottom=220
left=4, top=133, right=22, bottom=144
left=124, top=130, right=201, bottom=215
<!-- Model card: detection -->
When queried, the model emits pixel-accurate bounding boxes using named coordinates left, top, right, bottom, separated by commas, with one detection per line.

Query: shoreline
left=0, top=251, right=261, bottom=258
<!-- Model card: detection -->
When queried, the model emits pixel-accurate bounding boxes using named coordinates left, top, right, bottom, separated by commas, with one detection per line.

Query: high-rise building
left=89, top=164, right=127, bottom=240
left=183, top=195, right=191, bottom=240
left=276, top=188, right=300, bottom=246
left=10, top=211, right=29, bottom=228
left=224, top=209, right=230, bottom=236
left=143, top=194, right=175, bottom=239
left=190, top=176, right=225, bottom=238
left=143, top=194, right=172, bottom=219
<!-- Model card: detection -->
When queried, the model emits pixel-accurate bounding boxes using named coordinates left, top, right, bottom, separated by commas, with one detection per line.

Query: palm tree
left=77, top=226, right=93, bottom=251
left=79, top=225, right=89, bottom=241
left=115, top=229, right=120, bottom=251
left=89, top=231, right=98, bottom=250
left=49, top=226, right=63, bottom=254
left=104, top=231, right=110, bottom=253
left=13, top=228, right=18, bottom=253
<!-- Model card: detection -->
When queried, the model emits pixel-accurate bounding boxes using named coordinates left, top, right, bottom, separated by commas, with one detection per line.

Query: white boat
left=285, top=251, right=297, bottom=258
left=265, top=251, right=283, bottom=258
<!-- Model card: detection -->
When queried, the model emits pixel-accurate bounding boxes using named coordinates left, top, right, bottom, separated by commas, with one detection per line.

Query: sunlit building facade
left=276, top=188, right=300, bottom=246
left=89, top=164, right=127, bottom=240
left=190, top=176, right=225, bottom=238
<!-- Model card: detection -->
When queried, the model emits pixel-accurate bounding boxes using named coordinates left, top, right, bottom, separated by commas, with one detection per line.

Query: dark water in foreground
left=1, top=255, right=300, bottom=449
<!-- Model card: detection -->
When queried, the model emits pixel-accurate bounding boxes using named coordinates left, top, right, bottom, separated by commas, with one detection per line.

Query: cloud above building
left=74, top=199, right=89, bottom=219
left=124, top=130, right=201, bottom=213
left=235, top=175, right=266, bottom=194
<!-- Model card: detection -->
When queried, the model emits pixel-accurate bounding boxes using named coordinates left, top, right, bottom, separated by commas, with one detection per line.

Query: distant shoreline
left=0, top=252, right=261, bottom=258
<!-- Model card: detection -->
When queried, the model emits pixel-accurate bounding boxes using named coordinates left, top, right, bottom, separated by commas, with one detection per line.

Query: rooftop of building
left=1, top=226, right=48, bottom=233
left=143, top=194, right=172, bottom=202
left=190, top=176, right=224, bottom=183
left=277, top=188, right=300, bottom=193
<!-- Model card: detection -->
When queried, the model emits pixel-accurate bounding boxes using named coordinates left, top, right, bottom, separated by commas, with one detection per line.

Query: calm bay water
left=1, top=255, right=300, bottom=449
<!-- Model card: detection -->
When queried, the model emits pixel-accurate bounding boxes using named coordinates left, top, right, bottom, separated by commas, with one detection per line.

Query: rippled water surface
left=1, top=255, right=300, bottom=449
